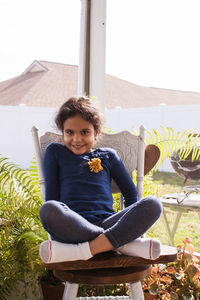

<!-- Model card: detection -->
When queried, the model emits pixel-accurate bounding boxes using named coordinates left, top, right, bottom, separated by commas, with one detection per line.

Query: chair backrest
left=31, top=126, right=145, bottom=202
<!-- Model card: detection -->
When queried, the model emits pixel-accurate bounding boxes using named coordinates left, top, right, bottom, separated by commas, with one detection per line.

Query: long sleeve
left=42, top=145, right=138, bottom=222
left=43, top=143, right=60, bottom=201
left=110, top=150, right=139, bottom=207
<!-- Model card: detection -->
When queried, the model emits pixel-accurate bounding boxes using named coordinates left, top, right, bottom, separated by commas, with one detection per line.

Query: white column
left=78, top=0, right=90, bottom=96
left=89, top=0, right=106, bottom=112
left=78, top=0, right=106, bottom=113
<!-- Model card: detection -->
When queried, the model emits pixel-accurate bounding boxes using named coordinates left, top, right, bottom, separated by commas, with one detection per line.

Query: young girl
left=39, top=97, right=162, bottom=264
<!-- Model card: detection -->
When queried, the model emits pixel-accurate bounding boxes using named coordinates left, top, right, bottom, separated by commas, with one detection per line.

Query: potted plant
left=142, top=237, right=200, bottom=299
left=0, top=156, right=64, bottom=299
left=38, top=270, right=65, bottom=300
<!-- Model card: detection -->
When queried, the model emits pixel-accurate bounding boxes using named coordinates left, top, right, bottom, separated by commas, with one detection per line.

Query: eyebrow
left=64, top=128, right=91, bottom=131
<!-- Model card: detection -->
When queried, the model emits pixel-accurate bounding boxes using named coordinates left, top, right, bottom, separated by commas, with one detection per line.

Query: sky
left=0, top=0, right=200, bottom=92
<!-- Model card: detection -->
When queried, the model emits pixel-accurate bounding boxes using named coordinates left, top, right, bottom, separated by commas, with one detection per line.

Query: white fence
left=0, top=105, right=58, bottom=169
left=0, top=104, right=200, bottom=171
left=105, top=104, right=200, bottom=133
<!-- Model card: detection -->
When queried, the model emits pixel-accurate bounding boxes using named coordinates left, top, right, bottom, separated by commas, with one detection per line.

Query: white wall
left=1, top=104, right=200, bottom=171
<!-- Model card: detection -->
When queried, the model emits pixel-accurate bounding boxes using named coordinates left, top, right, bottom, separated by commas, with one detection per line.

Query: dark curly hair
left=55, top=97, right=104, bottom=135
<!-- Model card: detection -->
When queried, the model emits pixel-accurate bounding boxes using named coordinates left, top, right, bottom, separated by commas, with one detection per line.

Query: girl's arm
left=110, top=150, right=139, bottom=207
left=43, top=144, right=60, bottom=201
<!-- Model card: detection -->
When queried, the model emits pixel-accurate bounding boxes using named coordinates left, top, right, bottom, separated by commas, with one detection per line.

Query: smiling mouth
left=72, top=145, right=85, bottom=149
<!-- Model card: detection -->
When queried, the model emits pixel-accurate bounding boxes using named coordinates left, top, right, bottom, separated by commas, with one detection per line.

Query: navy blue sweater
left=44, top=143, right=139, bottom=222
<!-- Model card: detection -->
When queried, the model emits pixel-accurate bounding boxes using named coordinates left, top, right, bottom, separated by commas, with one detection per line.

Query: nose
left=73, top=133, right=82, bottom=142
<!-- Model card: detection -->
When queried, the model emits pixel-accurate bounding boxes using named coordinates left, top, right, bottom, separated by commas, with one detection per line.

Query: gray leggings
left=39, top=196, right=162, bottom=249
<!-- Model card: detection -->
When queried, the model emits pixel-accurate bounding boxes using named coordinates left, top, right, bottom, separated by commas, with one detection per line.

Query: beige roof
left=0, top=60, right=200, bottom=108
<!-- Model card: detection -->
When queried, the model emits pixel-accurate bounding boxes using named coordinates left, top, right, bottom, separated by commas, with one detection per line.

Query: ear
left=144, top=144, right=160, bottom=176
left=94, top=131, right=99, bottom=140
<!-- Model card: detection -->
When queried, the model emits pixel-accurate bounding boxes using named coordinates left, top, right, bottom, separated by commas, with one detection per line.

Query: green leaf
left=145, top=126, right=200, bottom=166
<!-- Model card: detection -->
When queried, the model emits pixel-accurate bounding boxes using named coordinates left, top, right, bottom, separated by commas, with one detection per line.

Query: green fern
left=145, top=126, right=200, bottom=164
left=0, top=156, right=47, bottom=300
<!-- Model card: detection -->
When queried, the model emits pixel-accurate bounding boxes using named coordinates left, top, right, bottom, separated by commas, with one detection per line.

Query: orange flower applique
left=88, top=158, right=103, bottom=173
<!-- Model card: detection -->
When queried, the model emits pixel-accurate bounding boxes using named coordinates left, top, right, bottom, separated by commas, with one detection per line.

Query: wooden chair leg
left=128, top=281, right=144, bottom=300
left=62, top=282, right=79, bottom=300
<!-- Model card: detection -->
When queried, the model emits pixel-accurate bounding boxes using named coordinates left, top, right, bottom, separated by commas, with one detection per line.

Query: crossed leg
left=39, top=196, right=162, bottom=262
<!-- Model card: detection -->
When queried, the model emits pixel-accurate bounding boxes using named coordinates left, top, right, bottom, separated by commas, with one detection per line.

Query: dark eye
left=81, top=129, right=89, bottom=135
left=65, top=130, right=73, bottom=135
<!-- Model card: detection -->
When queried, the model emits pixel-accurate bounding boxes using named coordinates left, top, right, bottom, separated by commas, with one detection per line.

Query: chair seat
left=54, top=265, right=152, bottom=284
left=45, top=245, right=177, bottom=271
left=50, top=245, right=176, bottom=284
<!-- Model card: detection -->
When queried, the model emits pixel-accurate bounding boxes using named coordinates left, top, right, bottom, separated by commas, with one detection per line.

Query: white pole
left=89, top=0, right=106, bottom=113
left=78, top=0, right=90, bottom=96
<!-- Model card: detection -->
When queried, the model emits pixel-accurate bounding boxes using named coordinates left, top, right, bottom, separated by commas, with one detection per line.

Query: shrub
left=143, top=237, right=200, bottom=299
left=0, top=157, right=47, bottom=299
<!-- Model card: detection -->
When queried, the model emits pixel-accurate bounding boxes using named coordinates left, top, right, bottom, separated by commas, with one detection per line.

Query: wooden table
left=161, top=194, right=200, bottom=246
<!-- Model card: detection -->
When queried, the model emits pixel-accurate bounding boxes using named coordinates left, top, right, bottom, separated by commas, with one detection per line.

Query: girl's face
left=63, top=115, right=97, bottom=155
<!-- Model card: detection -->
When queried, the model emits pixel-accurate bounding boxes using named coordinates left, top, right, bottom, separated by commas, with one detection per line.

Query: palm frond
left=146, top=127, right=200, bottom=164
left=0, top=279, right=18, bottom=300
left=0, top=156, right=42, bottom=210
left=0, top=156, right=46, bottom=299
